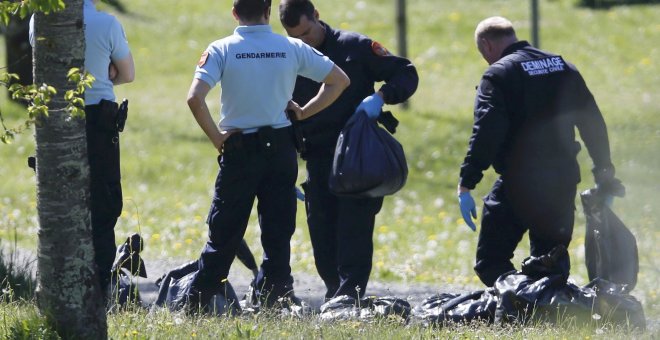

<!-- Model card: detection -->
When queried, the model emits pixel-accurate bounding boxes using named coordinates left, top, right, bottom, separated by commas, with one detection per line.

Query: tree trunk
left=32, top=1, right=108, bottom=338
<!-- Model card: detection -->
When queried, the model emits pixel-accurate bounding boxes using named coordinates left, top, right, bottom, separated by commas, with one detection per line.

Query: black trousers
left=193, top=127, right=298, bottom=299
left=303, top=155, right=383, bottom=300
left=85, top=104, right=122, bottom=290
left=474, top=177, right=577, bottom=286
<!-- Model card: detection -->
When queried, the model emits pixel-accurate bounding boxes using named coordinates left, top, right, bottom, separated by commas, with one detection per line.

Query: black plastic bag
left=111, top=233, right=147, bottom=279
left=413, top=246, right=645, bottom=329
left=581, top=188, right=638, bottom=291
left=107, top=234, right=147, bottom=310
left=108, top=269, right=142, bottom=311
left=319, top=295, right=411, bottom=322
left=329, top=110, right=408, bottom=197
left=152, top=260, right=240, bottom=315
left=411, top=290, right=497, bottom=325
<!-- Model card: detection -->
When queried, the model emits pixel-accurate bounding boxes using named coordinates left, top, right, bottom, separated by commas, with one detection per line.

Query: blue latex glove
left=458, top=191, right=477, bottom=231
left=295, top=186, right=305, bottom=201
left=356, top=93, right=384, bottom=119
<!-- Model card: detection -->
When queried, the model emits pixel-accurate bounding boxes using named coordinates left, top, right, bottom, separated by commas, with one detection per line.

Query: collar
left=317, top=21, right=335, bottom=53
left=500, top=40, right=531, bottom=58
left=234, top=25, right=273, bottom=35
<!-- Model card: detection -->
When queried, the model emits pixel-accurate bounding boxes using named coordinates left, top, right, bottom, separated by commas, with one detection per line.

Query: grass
left=0, top=302, right=653, bottom=339
left=0, top=241, right=35, bottom=303
left=0, top=0, right=658, bottom=337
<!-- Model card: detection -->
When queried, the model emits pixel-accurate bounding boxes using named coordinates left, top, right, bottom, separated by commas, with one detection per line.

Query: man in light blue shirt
left=185, top=0, right=349, bottom=312
left=30, top=0, right=134, bottom=103
left=30, top=0, right=135, bottom=296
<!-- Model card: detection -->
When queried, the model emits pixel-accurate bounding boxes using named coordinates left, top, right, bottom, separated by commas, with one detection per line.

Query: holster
left=89, top=98, right=129, bottom=133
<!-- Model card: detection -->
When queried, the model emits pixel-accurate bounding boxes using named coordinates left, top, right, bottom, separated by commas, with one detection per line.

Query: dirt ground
left=136, top=256, right=464, bottom=310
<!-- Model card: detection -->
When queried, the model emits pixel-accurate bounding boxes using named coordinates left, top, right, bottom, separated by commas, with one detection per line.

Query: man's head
left=474, top=16, right=518, bottom=65
left=279, top=0, right=325, bottom=48
left=233, top=0, right=272, bottom=24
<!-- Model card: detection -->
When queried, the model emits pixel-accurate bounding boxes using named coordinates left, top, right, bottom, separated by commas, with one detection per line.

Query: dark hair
left=279, top=0, right=315, bottom=27
left=233, top=0, right=272, bottom=22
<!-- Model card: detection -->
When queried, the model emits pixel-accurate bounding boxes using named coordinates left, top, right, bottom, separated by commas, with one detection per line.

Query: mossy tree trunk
left=32, top=0, right=107, bottom=338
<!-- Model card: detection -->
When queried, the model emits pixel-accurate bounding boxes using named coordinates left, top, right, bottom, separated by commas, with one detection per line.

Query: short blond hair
left=475, top=16, right=516, bottom=43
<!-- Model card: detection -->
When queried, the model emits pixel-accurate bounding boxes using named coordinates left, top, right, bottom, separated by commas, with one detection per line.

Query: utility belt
left=27, top=99, right=129, bottom=172
left=86, top=98, right=129, bottom=133
left=222, top=125, right=293, bottom=155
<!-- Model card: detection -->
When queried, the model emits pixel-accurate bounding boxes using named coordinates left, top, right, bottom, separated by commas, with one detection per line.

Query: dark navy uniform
left=292, top=22, right=418, bottom=299
left=459, top=41, right=616, bottom=286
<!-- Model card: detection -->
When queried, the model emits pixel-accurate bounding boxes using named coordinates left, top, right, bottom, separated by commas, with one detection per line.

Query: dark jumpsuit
left=292, top=22, right=418, bottom=299
left=459, top=41, right=615, bottom=286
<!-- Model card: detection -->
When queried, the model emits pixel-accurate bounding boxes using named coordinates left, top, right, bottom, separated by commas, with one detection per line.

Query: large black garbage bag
left=493, top=245, right=645, bottom=329
left=413, top=246, right=645, bottom=329
left=584, top=278, right=646, bottom=329
left=581, top=188, right=638, bottom=291
left=152, top=260, right=240, bottom=316
left=235, top=239, right=258, bottom=278
left=111, top=233, right=147, bottom=278
left=329, top=110, right=408, bottom=197
left=108, top=269, right=143, bottom=311
left=411, top=290, right=497, bottom=325
left=319, top=295, right=411, bottom=322
left=108, top=234, right=147, bottom=310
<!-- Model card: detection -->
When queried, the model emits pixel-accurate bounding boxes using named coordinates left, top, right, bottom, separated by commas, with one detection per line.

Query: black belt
left=222, top=126, right=292, bottom=154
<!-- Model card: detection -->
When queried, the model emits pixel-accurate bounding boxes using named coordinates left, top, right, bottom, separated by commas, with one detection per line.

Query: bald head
left=474, top=16, right=518, bottom=65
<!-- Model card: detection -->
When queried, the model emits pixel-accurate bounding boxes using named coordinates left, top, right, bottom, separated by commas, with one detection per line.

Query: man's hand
left=216, top=129, right=239, bottom=154
left=287, top=100, right=304, bottom=121
left=596, top=177, right=626, bottom=198
left=108, top=62, right=118, bottom=81
left=597, top=178, right=625, bottom=207
left=458, top=189, right=477, bottom=231
left=356, top=92, right=384, bottom=119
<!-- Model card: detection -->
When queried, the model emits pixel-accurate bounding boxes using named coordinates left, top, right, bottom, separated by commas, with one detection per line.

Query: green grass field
left=0, top=0, right=658, bottom=337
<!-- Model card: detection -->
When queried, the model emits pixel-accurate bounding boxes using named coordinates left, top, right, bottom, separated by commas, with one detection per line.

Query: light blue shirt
left=194, top=25, right=334, bottom=132
left=29, top=0, right=131, bottom=105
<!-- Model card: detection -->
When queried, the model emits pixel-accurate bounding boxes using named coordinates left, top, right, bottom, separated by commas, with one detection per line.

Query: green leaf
left=18, top=3, right=28, bottom=19
left=0, top=12, right=9, bottom=26
left=72, top=98, right=85, bottom=107
left=1, top=134, right=12, bottom=145
left=67, top=68, right=80, bottom=78
left=8, top=84, right=23, bottom=93
left=64, top=90, right=74, bottom=101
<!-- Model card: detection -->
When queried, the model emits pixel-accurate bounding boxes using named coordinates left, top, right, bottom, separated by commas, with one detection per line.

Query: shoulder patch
left=197, top=51, right=209, bottom=67
left=371, top=41, right=391, bottom=57
left=518, top=56, right=566, bottom=77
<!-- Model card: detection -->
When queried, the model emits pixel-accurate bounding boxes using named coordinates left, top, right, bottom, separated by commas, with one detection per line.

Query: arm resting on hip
left=297, top=64, right=350, bottom=120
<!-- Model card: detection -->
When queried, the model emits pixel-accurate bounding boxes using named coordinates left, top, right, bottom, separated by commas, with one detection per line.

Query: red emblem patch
left=371, top=41, right=391, bottom=57
left=197, top=51, right=209, bottom=67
